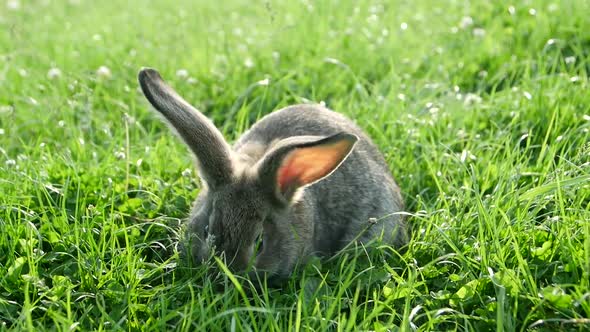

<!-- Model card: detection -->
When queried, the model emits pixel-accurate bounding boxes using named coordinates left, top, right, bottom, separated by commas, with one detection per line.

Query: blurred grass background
left=0, top=0, right=589, bottom=330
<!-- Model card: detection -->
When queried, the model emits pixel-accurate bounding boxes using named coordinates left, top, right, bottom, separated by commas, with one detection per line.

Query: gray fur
left=138, top=68, right=408, bottom=283
left=138, top=69, right=233, bottom=188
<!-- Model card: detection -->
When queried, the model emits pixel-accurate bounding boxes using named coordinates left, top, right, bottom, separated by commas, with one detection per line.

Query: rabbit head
left=138, top=68, right=358, bottom=274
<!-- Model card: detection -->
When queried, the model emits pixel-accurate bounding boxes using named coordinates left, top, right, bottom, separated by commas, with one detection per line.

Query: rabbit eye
left=204, top=225, right=209, bottom=236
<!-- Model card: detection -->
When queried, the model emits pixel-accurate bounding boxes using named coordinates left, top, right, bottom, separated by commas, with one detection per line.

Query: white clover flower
left=18, top=68, right=27, bottom=77
left=459, top=16, right=473, bottom=29
left=96, top=66, right=112, bottom=79
left=528, top=8, right=536, bottom=16
left=232, top=27, right=243, bottom=36
left=508, top=6, right=516, bottom=15
left=5, top=159, right=16, bottom=166
left=565, top=56, right=576, bottom=64
left=47, top=67, right=62, bottom=79
left=0, top=128, right=4, bottom=135
left=523, top=91, right=532, bottom=100
left=114, top=151, right=126, bottom=159
left=272, top=51, right=280, bottom=62
left=460, top=150, right=477, bottom=163
left=7, top=0, right=20, bottom=10
left=176, top=69, right=189, bottom=79
left=366, top=14, right=378, bottom=24
left=473, top=28, right=486, bottom=37
left=255, top=78, right=269, bottom=86
left=400, top=22, right=408, bottom=30
left=182, top=168, right=192, bottom=177
left=244, top=57, right=254, bottom=68
left=464, top=93, right=482, bottom=105
left=546, top=39, right=557, bottom=46
left=0, top=105, right=13, bottom=113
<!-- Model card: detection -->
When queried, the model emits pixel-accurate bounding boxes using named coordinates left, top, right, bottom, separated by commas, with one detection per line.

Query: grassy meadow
left=1, top=0, right=589, bottom=330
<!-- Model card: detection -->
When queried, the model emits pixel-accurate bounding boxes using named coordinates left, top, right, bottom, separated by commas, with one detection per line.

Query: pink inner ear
left=277, top=153, right=304, bottom=193
left=276, top=139, right=354, bottom=195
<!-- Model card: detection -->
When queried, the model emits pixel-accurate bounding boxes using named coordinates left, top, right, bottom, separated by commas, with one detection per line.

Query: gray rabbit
left=138, top=68, right=408, bottom=284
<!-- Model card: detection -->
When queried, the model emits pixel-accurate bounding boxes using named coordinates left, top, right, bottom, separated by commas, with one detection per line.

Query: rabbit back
left=234, top=104, right=408, bottom=255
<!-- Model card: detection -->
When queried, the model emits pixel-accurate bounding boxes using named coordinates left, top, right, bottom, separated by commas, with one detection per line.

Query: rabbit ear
left=138, top=68, right=233, bottom=188
left=258, top=132, right=358, bottom=203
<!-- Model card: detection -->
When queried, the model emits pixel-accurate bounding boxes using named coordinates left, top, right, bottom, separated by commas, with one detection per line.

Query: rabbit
left=137, top=68, right=408, bottom=285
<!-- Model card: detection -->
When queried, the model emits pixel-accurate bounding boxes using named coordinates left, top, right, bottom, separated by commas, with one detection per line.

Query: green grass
left=1, top=0, right=589, bottom=330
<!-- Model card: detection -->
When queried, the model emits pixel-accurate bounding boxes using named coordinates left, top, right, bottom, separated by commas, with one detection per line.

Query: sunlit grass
left=1, top=0, right=589, bottom=330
